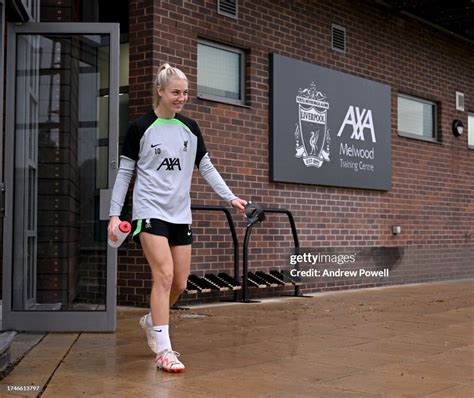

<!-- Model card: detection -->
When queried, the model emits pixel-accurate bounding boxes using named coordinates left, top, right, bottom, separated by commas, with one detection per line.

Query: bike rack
left=240, top=207, right=305, bottom=302
left=177, top=205, right=305, bottom=305
left=190, top=205, right=240, bottom=301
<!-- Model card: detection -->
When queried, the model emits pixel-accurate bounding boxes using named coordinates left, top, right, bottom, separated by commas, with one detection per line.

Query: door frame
left=0, top=0, right=5, bottom=185
left=3, top=22, right=119, bottom=332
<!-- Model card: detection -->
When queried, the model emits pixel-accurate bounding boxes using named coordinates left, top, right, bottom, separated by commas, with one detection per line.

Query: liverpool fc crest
left=294, top=82, right=331, bottom=167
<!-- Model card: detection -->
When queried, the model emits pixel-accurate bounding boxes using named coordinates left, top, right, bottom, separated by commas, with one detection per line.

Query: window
left=469, top=113, right=474, bottom=150
left=197, top=39, right=245, bottom=106
left=398, top=94, right=437, bottom=142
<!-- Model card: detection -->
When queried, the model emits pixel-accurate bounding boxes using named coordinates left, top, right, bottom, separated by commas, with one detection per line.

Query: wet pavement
left=0, top=280, right=472, bottom=397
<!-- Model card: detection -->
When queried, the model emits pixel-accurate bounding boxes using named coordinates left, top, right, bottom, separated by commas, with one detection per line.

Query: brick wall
left=37, top=37, right=82, bottom=306
left=119, top=0, right=474, bottom=307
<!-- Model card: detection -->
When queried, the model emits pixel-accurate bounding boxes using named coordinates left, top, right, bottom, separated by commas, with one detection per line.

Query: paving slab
left=0, top=280, right=471, bottom=397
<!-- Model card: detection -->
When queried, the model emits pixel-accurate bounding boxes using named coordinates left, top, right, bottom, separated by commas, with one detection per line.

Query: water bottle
left=108, top=221, right=132, bottom=248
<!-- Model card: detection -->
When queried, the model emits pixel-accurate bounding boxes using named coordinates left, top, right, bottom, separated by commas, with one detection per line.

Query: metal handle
left=0, top=183, right=5, bottom=218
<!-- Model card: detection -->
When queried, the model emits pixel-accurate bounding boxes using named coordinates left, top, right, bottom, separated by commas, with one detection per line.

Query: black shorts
left=131, top=218, right=193, bottom=246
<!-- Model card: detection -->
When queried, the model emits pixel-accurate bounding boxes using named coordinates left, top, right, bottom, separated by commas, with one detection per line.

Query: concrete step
left=0, top=331, right=18, bottom=374
left=0, top=332, right=45, bottom=379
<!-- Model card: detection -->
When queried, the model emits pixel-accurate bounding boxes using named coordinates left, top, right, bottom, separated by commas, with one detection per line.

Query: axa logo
left=157, top=158, right=181, bottom=171
left=337, top=106, right=376, bottom=143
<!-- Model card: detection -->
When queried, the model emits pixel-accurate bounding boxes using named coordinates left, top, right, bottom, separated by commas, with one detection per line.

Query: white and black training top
left=109, top=109, right=237, bottom=224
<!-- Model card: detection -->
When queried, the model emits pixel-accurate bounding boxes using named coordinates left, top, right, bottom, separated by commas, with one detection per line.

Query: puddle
left=179, top=314, right=207, bottom=319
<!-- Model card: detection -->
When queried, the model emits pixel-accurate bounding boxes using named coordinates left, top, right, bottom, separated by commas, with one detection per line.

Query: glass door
left=3, top=23, right=119, bottom=331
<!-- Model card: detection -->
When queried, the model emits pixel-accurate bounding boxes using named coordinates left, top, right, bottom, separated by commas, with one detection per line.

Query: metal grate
left=331, top=24, right=346, bottom=53
left=456, top=91, right=465, bottom=111
left=218, top=0, right=238, bottom=19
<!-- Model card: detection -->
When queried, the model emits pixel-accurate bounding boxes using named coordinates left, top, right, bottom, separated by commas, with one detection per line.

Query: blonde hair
left=153, top=63, right=188, bottom=108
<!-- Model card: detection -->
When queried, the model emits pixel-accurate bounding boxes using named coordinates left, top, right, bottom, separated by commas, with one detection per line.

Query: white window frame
left=468, top=112, right=474, bottom=150
left=197, top=39, right=246, bottom=106
left=397, top=93, right=438, bottom=143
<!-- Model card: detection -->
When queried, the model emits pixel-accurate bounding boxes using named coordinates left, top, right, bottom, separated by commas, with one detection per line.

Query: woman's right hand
left=108, top=216, right=122, bottom=242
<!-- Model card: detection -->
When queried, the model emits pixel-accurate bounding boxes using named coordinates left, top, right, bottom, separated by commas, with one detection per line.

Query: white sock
left=146, top=312, right=153, bottom=327
left=153, top=325, right=172, bottom=354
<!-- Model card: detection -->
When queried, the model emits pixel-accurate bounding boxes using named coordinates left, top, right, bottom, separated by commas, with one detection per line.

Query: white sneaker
left=139, top=314, right=158, bottom=354
left=155, top=350, right=185, bottom=373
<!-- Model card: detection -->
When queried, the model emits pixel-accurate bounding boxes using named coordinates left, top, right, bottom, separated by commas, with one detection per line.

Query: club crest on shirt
left=183, top=141, right=188, bottom=151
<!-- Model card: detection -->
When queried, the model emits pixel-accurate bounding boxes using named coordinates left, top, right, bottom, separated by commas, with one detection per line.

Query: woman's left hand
left=230, top=198, right=247, bottom=215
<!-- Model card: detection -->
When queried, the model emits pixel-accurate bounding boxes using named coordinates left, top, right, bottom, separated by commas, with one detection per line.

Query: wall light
left=452, top=119, right=464, bottom=137
left=392, top=226, right=401, bottom=235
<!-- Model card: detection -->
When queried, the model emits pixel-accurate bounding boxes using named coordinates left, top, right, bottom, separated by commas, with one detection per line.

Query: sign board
left=270, top=53, right=391, bottom=190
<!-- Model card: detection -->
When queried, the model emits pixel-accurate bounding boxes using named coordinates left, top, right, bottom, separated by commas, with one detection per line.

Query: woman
left=108, top=64, right=246, bottom=373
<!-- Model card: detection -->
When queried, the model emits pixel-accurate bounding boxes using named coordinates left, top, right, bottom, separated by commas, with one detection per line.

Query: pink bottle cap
left=118, top=221, right=131, bottom=233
